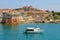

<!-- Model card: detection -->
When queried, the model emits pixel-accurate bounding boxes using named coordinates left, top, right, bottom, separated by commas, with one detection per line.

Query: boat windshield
left=26, top=29, right=34, bottom=31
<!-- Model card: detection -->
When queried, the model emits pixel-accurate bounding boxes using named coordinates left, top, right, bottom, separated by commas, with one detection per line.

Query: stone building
left=1, top=12, right=21, bottom=24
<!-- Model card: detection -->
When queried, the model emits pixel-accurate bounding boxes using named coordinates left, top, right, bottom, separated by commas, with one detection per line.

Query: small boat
left=24, top=26, right=43, bottom=34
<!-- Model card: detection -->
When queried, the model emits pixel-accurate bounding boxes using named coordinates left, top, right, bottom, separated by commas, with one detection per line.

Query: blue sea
left=0, top=23, right=60, bottom=40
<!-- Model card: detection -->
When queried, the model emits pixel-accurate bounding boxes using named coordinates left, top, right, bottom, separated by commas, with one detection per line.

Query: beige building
left=1, top=12, right=21, bottom=24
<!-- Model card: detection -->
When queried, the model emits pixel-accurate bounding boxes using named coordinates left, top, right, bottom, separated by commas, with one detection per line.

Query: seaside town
left=0, top=0, right=60, bottom=40
left=0, top=6, right=60, bottom=24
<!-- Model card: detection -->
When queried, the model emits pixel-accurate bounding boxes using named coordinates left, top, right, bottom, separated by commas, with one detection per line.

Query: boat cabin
left=26, top=27, right=34, bottom=31
left=26, top=29, right=34, bottom=31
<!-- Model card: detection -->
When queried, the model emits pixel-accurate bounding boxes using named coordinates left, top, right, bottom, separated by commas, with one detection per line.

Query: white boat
left=24, top=27, right=43, bottom=34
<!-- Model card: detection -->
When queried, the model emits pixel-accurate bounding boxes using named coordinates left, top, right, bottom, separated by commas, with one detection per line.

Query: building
left=0, top=6, right=53, bottom=24
left=1, top=12, right=21, bottom=24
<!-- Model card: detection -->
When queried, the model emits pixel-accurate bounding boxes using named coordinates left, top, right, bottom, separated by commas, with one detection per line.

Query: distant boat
left=24, top=26, right=43, bottom=34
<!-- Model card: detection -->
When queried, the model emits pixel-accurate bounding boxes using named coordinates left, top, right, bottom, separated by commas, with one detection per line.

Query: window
left=26, top=29, right=34, bottom=31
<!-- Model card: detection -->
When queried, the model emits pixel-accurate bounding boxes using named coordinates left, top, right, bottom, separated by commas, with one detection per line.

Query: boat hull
left=24, top=31, right=43, bottom=34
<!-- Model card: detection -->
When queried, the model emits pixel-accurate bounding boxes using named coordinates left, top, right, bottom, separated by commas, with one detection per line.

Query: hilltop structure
left=0, top=6, right=54, bottom=24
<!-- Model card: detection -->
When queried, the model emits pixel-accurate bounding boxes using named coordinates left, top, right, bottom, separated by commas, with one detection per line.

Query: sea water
left=0, top=23, right=60, bottom=40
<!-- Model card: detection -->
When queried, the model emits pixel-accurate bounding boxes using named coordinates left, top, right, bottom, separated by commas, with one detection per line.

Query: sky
left=0, top=0, right=60, bottom=11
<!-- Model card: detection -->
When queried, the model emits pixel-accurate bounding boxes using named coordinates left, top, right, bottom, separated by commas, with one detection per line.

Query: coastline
left=1, top=19, right=60, bottom=24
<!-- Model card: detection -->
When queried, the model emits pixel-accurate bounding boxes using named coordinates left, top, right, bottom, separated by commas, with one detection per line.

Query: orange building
left=2, top=12, right=21, bottom=24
